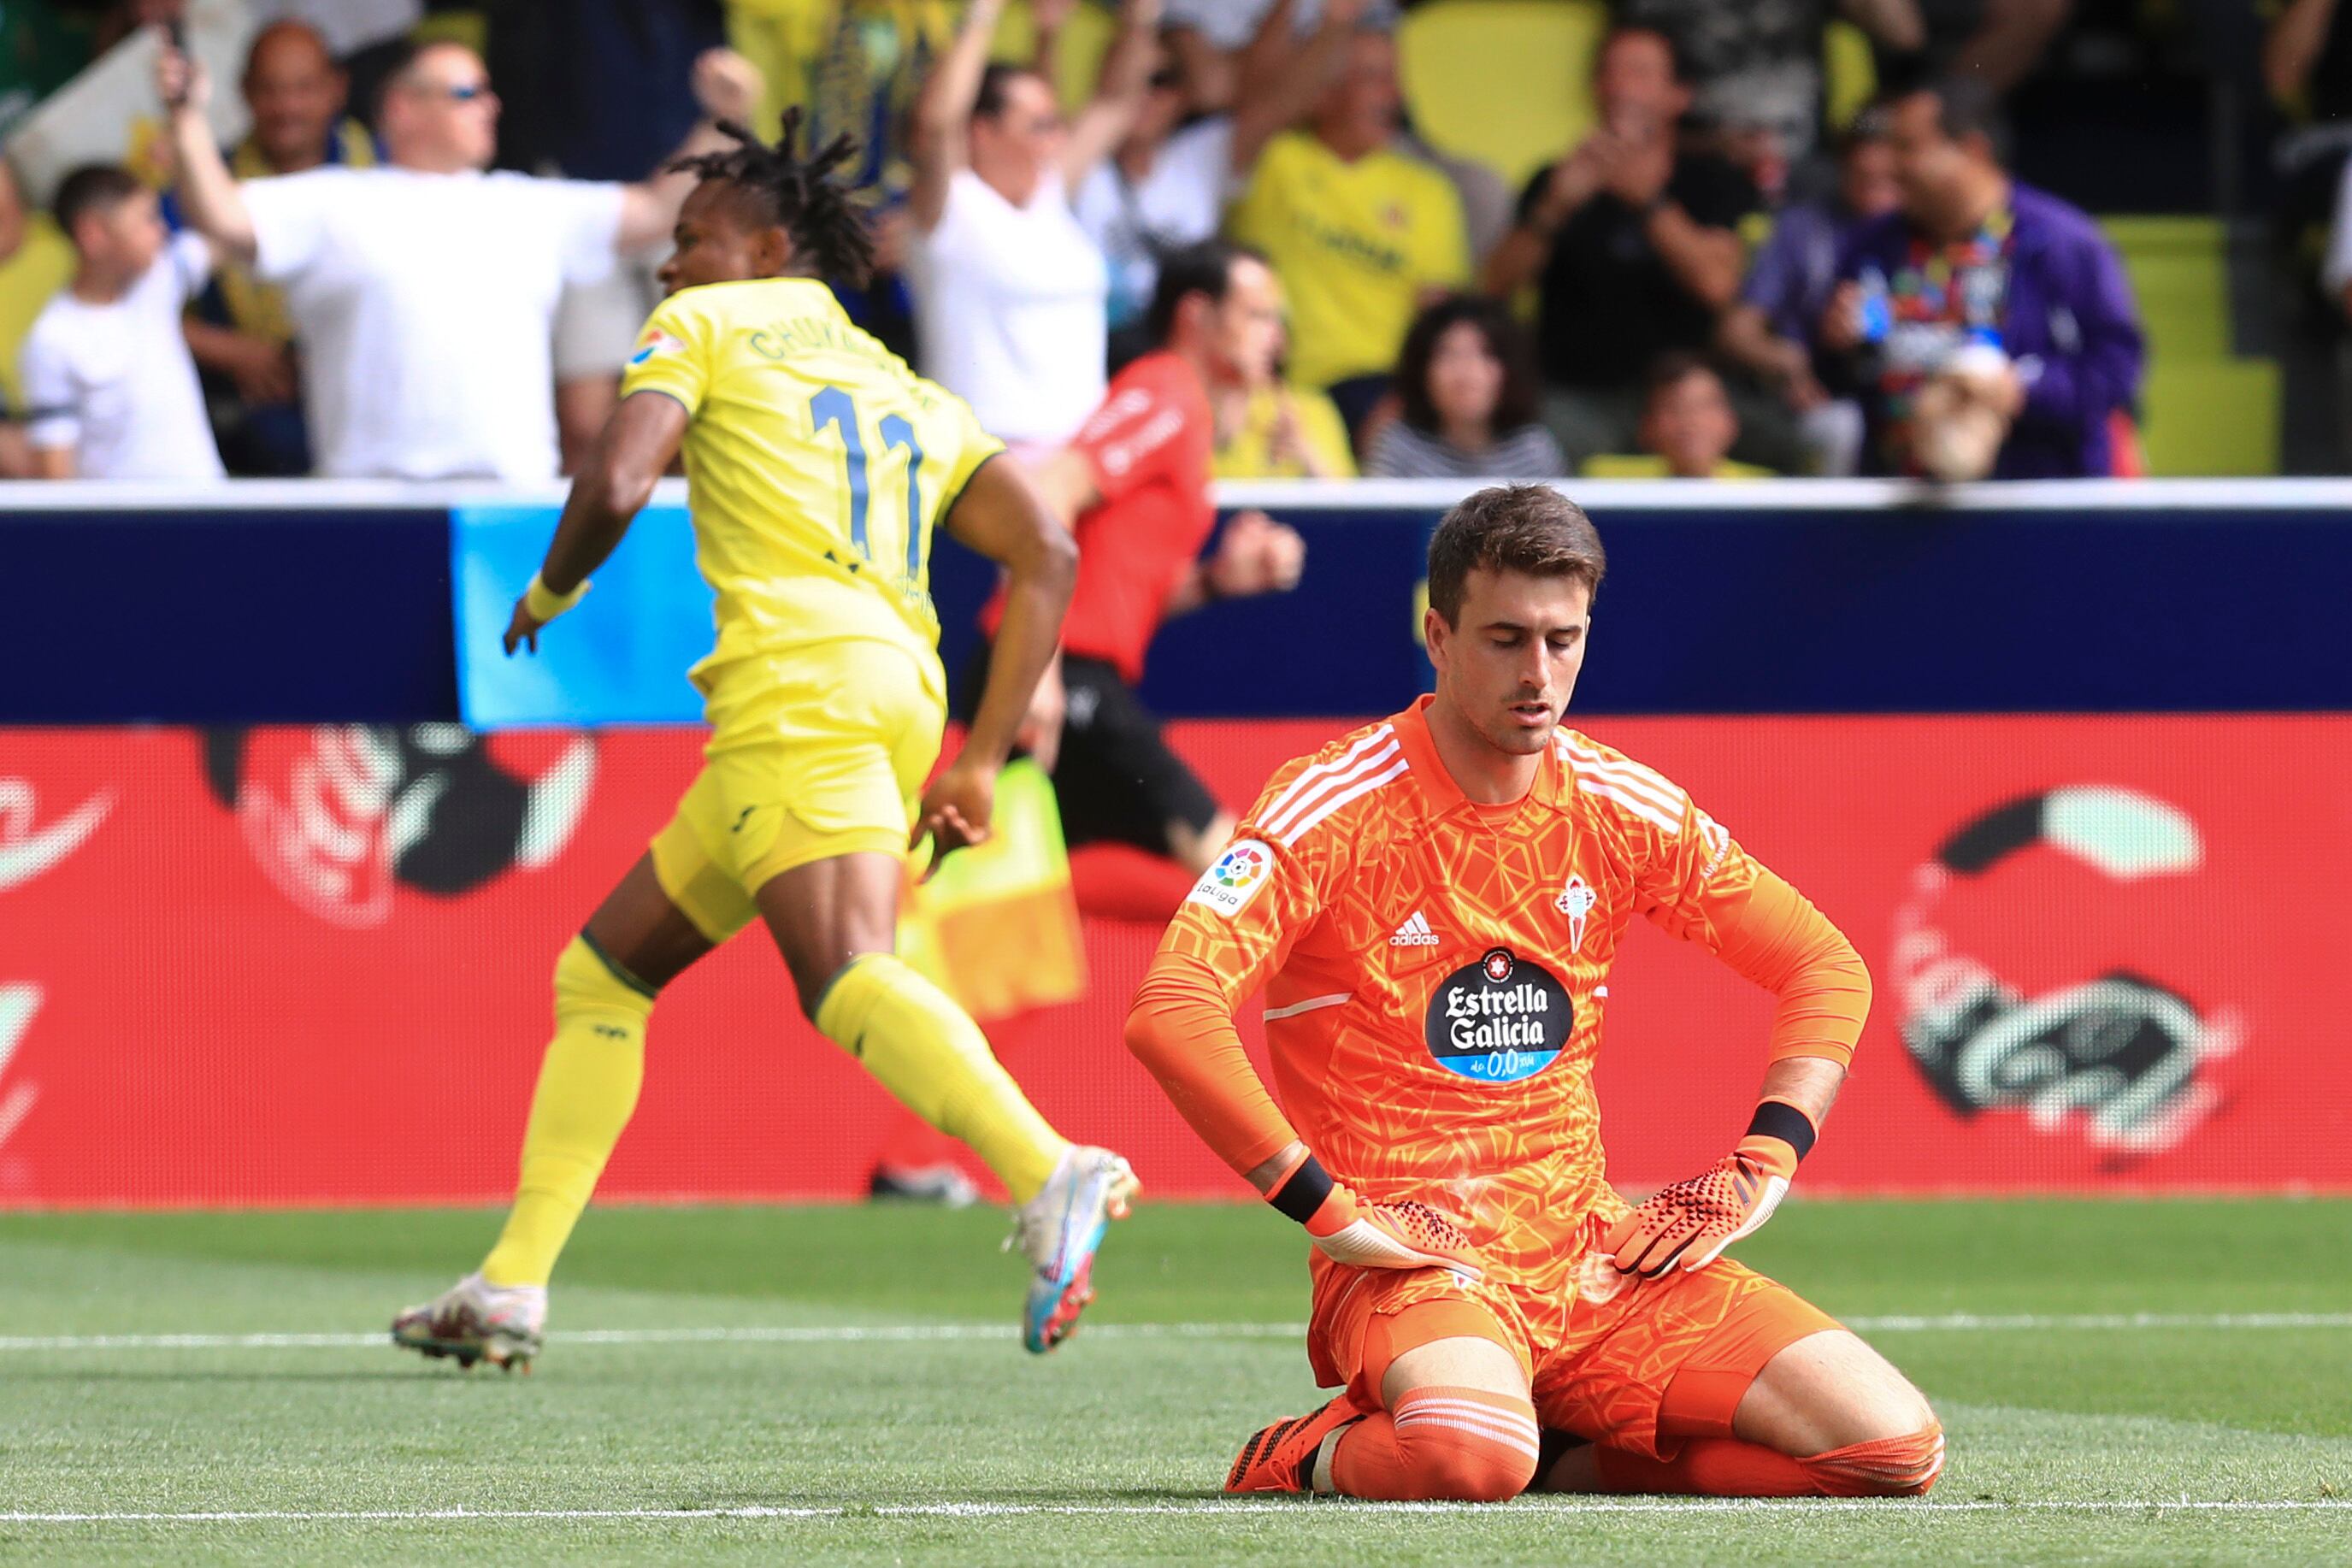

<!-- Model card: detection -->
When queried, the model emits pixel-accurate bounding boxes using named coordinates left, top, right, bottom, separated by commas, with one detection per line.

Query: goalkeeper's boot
left=391, top=1272, right=545, bottom=1372
left=1008, top=1145, right=1139, bottom=1354
left=1224, top=1395, right=1367, bottom=1494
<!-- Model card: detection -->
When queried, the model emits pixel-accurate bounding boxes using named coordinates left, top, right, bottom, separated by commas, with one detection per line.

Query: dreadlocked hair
left=666, top=109, right=876, bottom=287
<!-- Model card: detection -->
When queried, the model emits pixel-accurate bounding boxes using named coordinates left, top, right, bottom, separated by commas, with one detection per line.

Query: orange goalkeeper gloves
left=1605, top=1100, right=1818, bottom=1278
left=1265, top=1152, right=1487, bottom=1280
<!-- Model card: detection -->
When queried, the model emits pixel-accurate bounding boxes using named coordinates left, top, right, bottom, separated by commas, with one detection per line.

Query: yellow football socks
left=480, top=935, right=652, bottom=1288
left=814, top=952, right=1066, bottom=1205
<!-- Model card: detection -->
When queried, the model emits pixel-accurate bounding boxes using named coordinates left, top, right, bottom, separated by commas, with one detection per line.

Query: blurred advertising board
left=1, top=713, right=2343, bottom=1207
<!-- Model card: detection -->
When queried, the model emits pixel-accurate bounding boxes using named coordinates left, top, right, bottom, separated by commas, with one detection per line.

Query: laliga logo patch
left=628, top=328, right=685, bottom=367
left=1185, top=839, right=1274, bottom=920
left=1556, top=874, right=1596, bottom=952
left=1424, top=946, right=1572, bottom=1084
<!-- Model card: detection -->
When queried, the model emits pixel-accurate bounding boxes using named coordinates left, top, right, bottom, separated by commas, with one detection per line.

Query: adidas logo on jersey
left=1389, top=911, right=1440, bottom=947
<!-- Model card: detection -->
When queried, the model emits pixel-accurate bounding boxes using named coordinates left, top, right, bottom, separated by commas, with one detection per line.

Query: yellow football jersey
left=619, top=275, right=1003, bottom=708
left=1226, top=133, right=1470, bottom=389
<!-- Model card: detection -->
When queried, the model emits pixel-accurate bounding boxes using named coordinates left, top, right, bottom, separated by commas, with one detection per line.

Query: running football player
left=1126, top=484, right=1944, bottom=1498
left=394, top=115, right=1135, bottom=1371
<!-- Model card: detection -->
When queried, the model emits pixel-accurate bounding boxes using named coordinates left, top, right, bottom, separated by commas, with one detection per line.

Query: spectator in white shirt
left=20, top=164, right=225, bottom=480
left=908, top=0, right=1158, bottom=452
left=156, top=32, right=761, bottom=480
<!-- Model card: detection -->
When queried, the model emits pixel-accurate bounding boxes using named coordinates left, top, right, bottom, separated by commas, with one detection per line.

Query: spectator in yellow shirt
left=1225, top=29, right=1467, bottom=439
left=1583, top=352, right=1775, bottom=480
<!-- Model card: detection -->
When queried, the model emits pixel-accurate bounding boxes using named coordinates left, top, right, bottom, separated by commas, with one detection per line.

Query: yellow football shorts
left=649, top=639, right=946, bottom=944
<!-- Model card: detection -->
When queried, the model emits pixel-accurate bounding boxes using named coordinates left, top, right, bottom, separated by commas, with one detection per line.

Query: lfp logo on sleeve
left=629, top=328, right=686, bottom=367
left=1185, top=840, right=1275, bottom=919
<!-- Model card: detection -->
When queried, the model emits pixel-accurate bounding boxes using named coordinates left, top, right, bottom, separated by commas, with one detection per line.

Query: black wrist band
left=1267, top=1154, right=1335, bottom=1223
left=1746, top=1099, right=1818, bottom=1161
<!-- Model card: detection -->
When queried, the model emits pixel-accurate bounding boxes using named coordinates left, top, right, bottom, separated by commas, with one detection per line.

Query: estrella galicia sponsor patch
left=1424, top=946, right=1571, bottom=1083
left=1183, top=839, right=1275, bottom=920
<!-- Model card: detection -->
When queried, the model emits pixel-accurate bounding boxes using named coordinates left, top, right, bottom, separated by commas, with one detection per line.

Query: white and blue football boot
left=1008, top=1146, right=1138, bottom=1353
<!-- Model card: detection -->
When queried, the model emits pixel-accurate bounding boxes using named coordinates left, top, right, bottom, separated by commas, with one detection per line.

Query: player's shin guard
left=1328, top=1388, right=1541, bottom=1502
left=814, top=952, right=1065, bottom=1205
left=479, top=935, right=652, bottom=1288
left=1589, top=1422, right=1945, bottom=1497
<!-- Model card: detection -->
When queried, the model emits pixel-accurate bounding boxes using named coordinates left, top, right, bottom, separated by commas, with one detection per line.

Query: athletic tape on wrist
left=1266, top=1154, right=1335, bottom=1224
left=1745, top=1099, right=1819, bottom=1161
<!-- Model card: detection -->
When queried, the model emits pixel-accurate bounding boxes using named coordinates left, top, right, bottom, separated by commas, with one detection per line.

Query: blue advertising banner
left=451, top=502, right=715, bottom=728
left=0, top=503, right=454, bottom=725
left=7, top=480, right=2352, bottom=726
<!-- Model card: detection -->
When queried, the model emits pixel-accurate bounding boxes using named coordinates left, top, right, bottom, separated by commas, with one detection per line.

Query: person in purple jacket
left=1818, top=78, right=2144, bottom=480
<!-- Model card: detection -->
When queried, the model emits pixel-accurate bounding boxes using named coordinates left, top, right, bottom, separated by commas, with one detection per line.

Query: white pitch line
left=4, top=1499, right=2352, bottom=1525
left=1848, top=1312, right=2352, bottom=1332
left=0, top=1323, right=1295, bottom=1353
left=0, top=1312, right=2345, bottom=1353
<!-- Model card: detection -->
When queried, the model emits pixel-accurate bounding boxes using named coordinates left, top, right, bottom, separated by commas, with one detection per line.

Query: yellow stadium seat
left=1823, top=19, right=1875, bottom=131
left=410, top=9, right=488, bottom=56
left=995, top=0, right=1115, bottom=113
left=1399, top=0, right=1607, bottom=192
left=729, top=0, right=1110, bottom=133
left=2101, top=215, right=2280, bottom=476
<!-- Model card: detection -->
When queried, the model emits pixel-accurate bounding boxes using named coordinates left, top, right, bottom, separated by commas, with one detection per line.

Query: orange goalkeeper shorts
left=1306, top=1232, right=1841, bottom=1461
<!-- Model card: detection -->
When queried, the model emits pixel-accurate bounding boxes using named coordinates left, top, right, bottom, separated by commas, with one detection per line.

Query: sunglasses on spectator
left=417, top=80, right=492, bottom=103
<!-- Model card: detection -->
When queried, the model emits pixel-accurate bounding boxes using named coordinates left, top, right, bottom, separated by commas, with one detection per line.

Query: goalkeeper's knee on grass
left=1329, top=1388, right=1541, bottom=1502
left=1584, top=1420, right=1946, bottom=1498
left=1798, top=1420, right=1946, bottom=1495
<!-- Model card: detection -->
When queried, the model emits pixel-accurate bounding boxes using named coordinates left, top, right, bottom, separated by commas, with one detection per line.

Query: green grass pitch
left=1, top=1198, right=2346, bottom=1565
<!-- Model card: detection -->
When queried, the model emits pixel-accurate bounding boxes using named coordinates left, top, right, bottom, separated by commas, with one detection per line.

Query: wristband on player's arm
left=1265, top=1148, right=1385, bottom=1246
left=1264, top=1148, right=1338, bottom=1226
left=1262, top=1149, right=1486, bottom=1278
left=1736, top=1097, right=1819, bottom=1181
left=523, top=571, right=591, bottom=622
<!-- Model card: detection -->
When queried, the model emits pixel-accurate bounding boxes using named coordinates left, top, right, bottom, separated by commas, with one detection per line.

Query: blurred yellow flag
left=899, top=758, right=1085, bottom=1023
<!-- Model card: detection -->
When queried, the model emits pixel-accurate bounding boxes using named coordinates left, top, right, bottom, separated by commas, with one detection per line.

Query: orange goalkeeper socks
left=1327, top=1387, right=1541, bottom=1502
left=1590, top=1423, right=1944, bottom=1497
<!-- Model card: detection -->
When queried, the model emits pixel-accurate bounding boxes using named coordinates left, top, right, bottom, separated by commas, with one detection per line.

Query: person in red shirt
left=1126, top=485, right=1945, bottom=1501
left=968, top=240, right=1306, bottom=875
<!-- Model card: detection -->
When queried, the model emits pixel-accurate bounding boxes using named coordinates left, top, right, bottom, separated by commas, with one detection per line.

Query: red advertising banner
left=0, top=717, right=2344, bottom=1208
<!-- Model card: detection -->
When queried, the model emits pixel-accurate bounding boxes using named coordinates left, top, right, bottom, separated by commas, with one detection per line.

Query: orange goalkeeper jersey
left=1129, top=697, right=1868, bottom=1289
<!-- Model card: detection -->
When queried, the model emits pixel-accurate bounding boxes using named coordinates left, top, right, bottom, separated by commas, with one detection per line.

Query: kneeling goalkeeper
left=1125, top=484, right=1945, bottom=1500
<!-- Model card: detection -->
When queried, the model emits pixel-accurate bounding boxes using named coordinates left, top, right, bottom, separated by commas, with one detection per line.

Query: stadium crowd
left=3, top=0, right=2153, bottom=486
